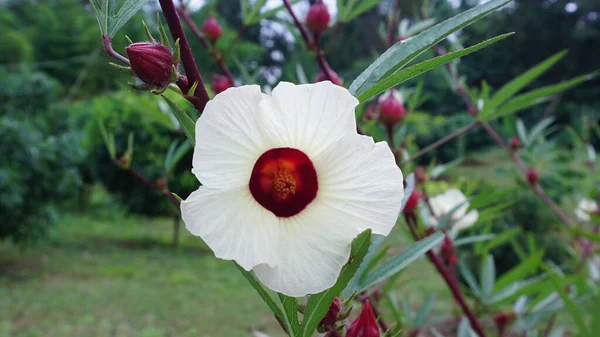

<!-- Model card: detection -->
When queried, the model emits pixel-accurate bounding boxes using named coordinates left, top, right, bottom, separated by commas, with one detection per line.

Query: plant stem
left=102, top=35, right=130, bottom=65
left=283, top=0, right=314, bottom=50
left=157, top=0, right=210, bottom=112
left=313, top=34, right=336, bottom=82
left=401, top=121, right=480, bottom=166
left=126, top=167, right=180, bottom=207
left=324, top=21, right=344, bottom=52
left=405, top=214, right=488, bottom=337
left=386, top=0, right=401, bottom=46
left=542, top=314, right=557, bottom=337
left=177, top=6, right=236, bottom=84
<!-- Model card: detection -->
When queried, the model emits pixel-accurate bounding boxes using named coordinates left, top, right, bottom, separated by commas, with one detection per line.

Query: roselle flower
left=403, top=188, right=419, bottom=213
left=346, top=300, right=380, bottom=337
left=526, top=169, right=539, bottom=184
left=320, top=298, right=341, bottom=327
left=426, top=189, right=478, bottom=230
left=211, top=74, right=233, bottom=94
left=575, top=198, right=598, bottom=222
left=378, top=90, right=406, bottom=127
left=126, top=42, right=177, bottom=87
left=510, top=136, right=520, bottom=150
left=316, top=71, right=342, bottom=86
left=306, top=2, right=330, bottom=34
left=181, top=82, right=404, bottom=296
left=202, top=16, right=222, bottom=42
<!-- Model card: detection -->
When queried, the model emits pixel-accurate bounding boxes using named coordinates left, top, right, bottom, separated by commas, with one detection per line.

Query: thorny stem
left=102, top=35, right=130, bottom=65
left=405, top=213, right=488, bottom=337
left=157, top=0, right=210, bottom=112
left=126, top=167, right=180, bottom=207
left=401, top=121, right=480, bottom=166
left=177, top=6, right=236, bottom=84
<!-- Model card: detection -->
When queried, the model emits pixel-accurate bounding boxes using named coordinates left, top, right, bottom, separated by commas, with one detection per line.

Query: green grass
left=0, top=202, right=449, bottom=337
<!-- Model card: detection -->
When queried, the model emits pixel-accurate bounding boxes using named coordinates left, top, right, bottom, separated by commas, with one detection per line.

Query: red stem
left=157, top=0, right=210, bottom=112
left=177, top=7, right=236, bottom=84
left=102, top=36, right=130, bottom=65
left=386, top=0, right=401, bottom=46
left=282, top=0, right=314, bottom=50
left=126, top=167, right=180, bottom=206
left=313, top=34, right=336, bottom=82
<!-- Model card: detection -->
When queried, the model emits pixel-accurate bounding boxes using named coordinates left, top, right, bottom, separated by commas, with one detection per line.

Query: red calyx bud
left=306, top=2, right=330, bottom=34
left=378, top=91, right=406, bottom=127
left=346, top=300, right=380, bottom=337
left=494, top=311, right=516, bottom=332
left=423, top=227, right=436, bottom=237
left=316, top=70, right=341, bottom=86
left=179, top=75, right=189, bottom=87
left=202, top=16, right=222, bottom=42
left=510, top=136, right=520, bottom=150
left=320, top=298, right=340, bottom=327
left=415, top=167, right=427, bottom=183
left=526, top=169, right=539, bottom=184
left=403, top=189, right=420, bottom=213
left=211, top=74, right=233, bottom=94
left=440, top=236, right=456, bottom=266
left=126, top=42, right=177, bottom=87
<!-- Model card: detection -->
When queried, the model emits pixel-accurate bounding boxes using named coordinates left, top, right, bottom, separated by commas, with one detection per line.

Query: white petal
left=312, top=134, right=404, bottom=236
left=453, top=210, right=479, bottom=230
left=181, top=186, right=280, bottom=270
left=192, top=85, right=268, bottom=189
left=252, top=201, right=359, bottom=297
left=256, top=81, right=358, bottom=158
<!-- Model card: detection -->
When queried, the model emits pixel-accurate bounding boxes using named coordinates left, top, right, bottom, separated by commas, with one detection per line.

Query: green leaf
left=457, top=317, right=472, bottom=337
left=560, top=225, right=600, bottom=243
left=360, top=233, right=444, bottom=290
left=549, top=272, right=591, bottom=337
left=453, top=234, right=496, bottom=247
left=481, top=71, right=598, bottom=121
left=516, top=118, right=528, bottom=146
left=458, top=259, right=481, bottom=297
left=495, top=250, right=544, bottom=290
left=478, top=227, right=520, bottom=255
left=345, top=0, right=381, bottom=22
left=413, top=293, right=437, bottom=327
left=345, top=234, right=386, bottom=296
left=234, top=262, right=284, bottom=322
left=278, top=294, right=300, bottom=335
left=355, top=33, right=513, bottom=102
left=91, top=0, right=151, bottom=38
left=255, top=0, right=303, bottom=22
left=481, top=255, right=496, bottom=298
left=527, top=117, right=554, bottom=145
left=97, top=119, right=116, bottom=159
left=299, top=230, right=372, bottom=337
left=162, top=97, right=196, bottom=146
left=482, top=50, right=567, bottom=115
left=349, top=0, right=511, bottom=97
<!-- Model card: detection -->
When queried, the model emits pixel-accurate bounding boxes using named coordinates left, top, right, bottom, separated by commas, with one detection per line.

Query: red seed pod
left=526, top=169, right=539, bottom=184
left=315, top=70, right=341, bottom=86
left=403, top=189, right=420, bottom=213
left=126, top=42, right=176, bottom=87
left=510, top=136, right=520, bottom=150
left=378, top=91, right=406, bottom=127
left=202, top=16, right=222, bottom=42
left=211, top=74, right=233, bottom=94
left=306, top=2, right=330, bottom=34
left=346, top=300, right=380, bottom=337
left=319, top=298, right=340, bottom=327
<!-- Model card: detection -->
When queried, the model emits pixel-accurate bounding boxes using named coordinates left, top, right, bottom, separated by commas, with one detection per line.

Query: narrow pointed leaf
left=278, top=294, right=300, bottom=335
left=481, top=255, right=496, bottom=298
left=162, top=97, right=196, bottom=146
left=234, top=262, right=285, bottom=322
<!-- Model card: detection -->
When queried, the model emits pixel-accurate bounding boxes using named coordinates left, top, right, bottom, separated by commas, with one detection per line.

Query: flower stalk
left=102, top=35, right=130, bottom=65
left=125, top=166, right=180, bottom=207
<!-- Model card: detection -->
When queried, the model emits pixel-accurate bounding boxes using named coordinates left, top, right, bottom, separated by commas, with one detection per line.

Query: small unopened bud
left=378, top=90, right=406, bottom=127
left=126, top=42, right=177, bottom=87
left=346, top=300, right=379, bottom=337
left=211, top=74, right=233, bottom=94
left=415, top=167, right=427, bottom=183
left=320, top=298, right=340, bottom=327
left=526, top=169, right=539, bottom=184
left=202, top=16, right=222, bottom=42
left=510, top=136, right=520, bottom=150
left=306, top=2, right=330, bottom=34
left=315, top=70, right=341, bottom=86
left=494, top=311, right=516, bottom=333
left=403, top=189, right=420, bottom=213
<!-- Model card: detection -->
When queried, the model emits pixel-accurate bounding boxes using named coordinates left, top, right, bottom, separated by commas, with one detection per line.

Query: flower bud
left=346, top=300, right=379, bottom=337
left=510, top=136, right=520, bottom=150
left=211, top=74, right=233, bottom=94
left=415, top=167, right=426, bottom=183
left=494, top=311, right=516, bottom=333
left=403, top=189, right=420, bottom=213
left=378, top=90, right=406, bottom=127
left=440, top=236, right=457, bottom=266
left=320, top=298, right=340, bottom=327
left=126, top=42, right=177, bottom=87
left=526, top=169, right=539, bottom=184
left=316, top=70, right=341, bottom=86
left=306, top=2, right=330, bottom=34
left=202, top=16, right=222, bottom=42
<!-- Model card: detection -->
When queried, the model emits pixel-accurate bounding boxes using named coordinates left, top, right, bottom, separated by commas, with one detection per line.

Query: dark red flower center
left=249, top=148, right=318, bottom=218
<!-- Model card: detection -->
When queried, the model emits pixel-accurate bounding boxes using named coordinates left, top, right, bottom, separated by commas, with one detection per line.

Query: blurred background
left=0, top=0, right=599, bottom=336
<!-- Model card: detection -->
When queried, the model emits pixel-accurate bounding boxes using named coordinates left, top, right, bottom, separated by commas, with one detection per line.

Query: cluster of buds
left=117, top=20, right=180, bottom=94
left=317, top=298, right=353, bottom=333
left=403, top=188, right=420, bottom=213
left=526, top=169, right=539, bottom=185
left=494, top=311, right=517, bottom=333
left=346, top=300, right=380, bottom=337
left=440, top=235, right=458, bottom=267
left=202, top=16, right=222, bottom=43
left=306, top=1, right=331, bottom=34
left=316, top=70, right=342, bottom=86
left=378, top=89, right=407, bottom=127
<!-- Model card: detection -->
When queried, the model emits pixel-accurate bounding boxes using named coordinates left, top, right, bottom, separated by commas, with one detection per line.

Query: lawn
left=0, top=199, right=446, bottom=337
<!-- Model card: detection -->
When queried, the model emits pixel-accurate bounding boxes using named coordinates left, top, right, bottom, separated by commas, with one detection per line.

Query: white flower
left=588, top=255, right=600, bottom=281
left=426, top=189, right=478, bottom=230
left=575, top=198, right=598, bottom=222
left=181, top=82, right=404, bottom=296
